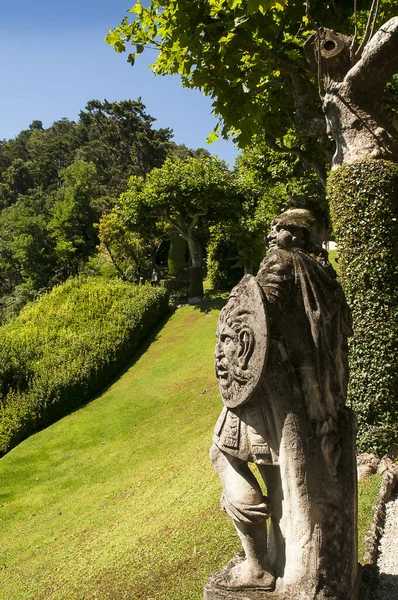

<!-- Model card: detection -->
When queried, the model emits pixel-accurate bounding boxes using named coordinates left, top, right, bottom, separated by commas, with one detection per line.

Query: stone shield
left=214, top=274, right=269, bottom=409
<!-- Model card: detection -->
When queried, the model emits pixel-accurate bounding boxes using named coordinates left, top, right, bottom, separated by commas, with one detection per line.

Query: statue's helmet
left=273, top=208, right=326, bottom=248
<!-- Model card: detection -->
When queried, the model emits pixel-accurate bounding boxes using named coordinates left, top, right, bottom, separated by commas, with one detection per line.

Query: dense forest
left=0, top=99, right=215, bottom=321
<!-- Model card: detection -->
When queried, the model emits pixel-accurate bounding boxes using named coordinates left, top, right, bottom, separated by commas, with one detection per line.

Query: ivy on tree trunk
left=306, top=17, right=398, bottom=454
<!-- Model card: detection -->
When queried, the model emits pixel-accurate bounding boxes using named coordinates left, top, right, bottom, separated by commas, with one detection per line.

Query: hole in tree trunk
left=324, top=40, right=337, bottom=51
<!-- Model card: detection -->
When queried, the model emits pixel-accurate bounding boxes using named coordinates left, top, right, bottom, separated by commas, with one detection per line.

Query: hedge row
left=328, top=160, right=398, bottom=455
left=0, top=277, right=169, bottom=455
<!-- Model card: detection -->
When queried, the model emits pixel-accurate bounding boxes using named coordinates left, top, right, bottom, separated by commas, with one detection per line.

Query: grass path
left=0, top=302, right=378, bottom=600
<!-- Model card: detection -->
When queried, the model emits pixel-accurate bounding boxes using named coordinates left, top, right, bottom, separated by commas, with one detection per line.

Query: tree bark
left=102, top=241, right=127, bottom=281
left=304, top=17, right=398, bottom=454
left=305, top=17, right=398, bottom=168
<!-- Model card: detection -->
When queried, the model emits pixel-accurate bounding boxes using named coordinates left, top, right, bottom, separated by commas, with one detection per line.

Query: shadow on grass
left=192, top=291, right=229, bottom=314
left=31, top=298, right=222, bottom=441
left=8, top=308, right=177, bottom=452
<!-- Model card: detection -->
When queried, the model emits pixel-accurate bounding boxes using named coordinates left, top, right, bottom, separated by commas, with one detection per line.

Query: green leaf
left=206, top=131, right=219, bottom=144
left=128, top=1, right=143, bottom=16
left=105, top=30, right=121, bottom=47
left=247, top=0, right=262, bottom=14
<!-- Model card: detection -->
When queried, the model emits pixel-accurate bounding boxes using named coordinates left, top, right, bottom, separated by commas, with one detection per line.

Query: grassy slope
left=0, top=305, right=238, bottom=600
left=0, top=303, right=377, bottom=600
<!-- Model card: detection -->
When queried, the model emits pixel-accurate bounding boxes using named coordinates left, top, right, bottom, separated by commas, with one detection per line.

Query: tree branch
left=165, top=213, right=187, bottom=237
left=103, top=241, right=127, bottom=281
left=348, top=17, right=398, bottom=96
left=368, top=0, right=381, bottom=42
left=350, top=0, right=358, bottom=61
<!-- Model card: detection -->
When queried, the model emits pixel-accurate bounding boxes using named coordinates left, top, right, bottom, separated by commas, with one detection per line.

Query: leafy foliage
left=107, top=3, right=398, bottom=458
left=48, top=160, right=99, bottom=279
left=0, top=99, right=177, bottom=317
left=107, top=2, right=397, bottom=183
left=167, top=235, right=188, bottom=276
left=206, top=184, right=284, bottom=289
left=328, top=160, right=398, bottom=455
left=78, top=99, right=173, bottom=199
left=0, top=278, right=169, bottom=455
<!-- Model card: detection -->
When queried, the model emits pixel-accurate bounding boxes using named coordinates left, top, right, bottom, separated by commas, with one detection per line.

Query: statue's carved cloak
left=214, top=247, right=352, bottom=465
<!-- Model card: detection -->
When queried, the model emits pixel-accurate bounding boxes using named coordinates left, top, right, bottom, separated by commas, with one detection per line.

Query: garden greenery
left=328, top=160, right=398, bottom=455
left=0, top=277, right=169, bottom=455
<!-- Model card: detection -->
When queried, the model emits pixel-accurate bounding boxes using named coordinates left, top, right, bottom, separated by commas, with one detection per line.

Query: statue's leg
left=257, top=464, right=285, bottom=578
left=209, top=444, right=275, bottom=591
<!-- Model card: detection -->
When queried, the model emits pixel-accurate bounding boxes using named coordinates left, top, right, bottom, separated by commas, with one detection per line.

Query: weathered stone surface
left=207, top=208, right=359, bottom=600
left=357, top=453, right=380, bottom=481
left=215, top=275, right=268, bottom=409
left=205, top=553, right=279, bottom=600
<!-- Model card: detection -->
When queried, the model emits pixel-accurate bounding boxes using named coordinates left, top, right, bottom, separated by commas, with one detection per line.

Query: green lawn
left=0, top=302, right=378, bottom=599
left=328, top=248, right=340, bottom=274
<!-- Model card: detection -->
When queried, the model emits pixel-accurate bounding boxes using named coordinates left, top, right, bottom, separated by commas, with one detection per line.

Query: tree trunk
left=305, top=17, right=398, bottom=454
left=305, top=17, right=398, bottom=168
left=186, top=235, right=204, bottom=300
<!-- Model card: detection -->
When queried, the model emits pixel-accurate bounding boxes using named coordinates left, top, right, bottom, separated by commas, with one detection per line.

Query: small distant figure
left=151, top=268, right=159, bottom=286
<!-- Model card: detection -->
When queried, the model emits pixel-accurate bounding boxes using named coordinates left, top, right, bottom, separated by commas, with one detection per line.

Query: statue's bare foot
left=212, top=559, right=275, bottom=591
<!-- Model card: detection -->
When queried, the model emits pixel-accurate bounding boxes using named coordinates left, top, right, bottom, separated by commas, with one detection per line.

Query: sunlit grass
left=357, top=473, right=382, bottom=562
left=0, top=302, right=238, bottom=600
left=328, top=248, right=340, bottom=274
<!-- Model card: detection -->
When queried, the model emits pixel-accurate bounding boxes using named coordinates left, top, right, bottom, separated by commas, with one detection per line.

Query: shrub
left=328, top=160, right=398, bottom=455
left=0, top=277, right=169, bottom=454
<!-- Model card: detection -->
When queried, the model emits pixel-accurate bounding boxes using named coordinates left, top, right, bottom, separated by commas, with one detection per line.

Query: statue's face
left=215, top=323, right=240, bottom=392
left=267, top=219, right=306, bottom=250
left=214, top=275, right=269, bottom=408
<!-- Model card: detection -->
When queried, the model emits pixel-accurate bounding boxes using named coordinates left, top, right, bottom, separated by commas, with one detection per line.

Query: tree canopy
left=106, top=3, right=398, bottom=453
left=116, top=155, right=243, bottom=297
left=107, top=1, right=398, bottom=179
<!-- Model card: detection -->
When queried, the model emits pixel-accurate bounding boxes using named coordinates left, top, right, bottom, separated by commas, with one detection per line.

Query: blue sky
left=0, top=1, right=239, bottom=166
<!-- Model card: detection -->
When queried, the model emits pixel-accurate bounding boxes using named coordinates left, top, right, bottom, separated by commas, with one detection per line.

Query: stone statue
left=205, top=208, right=359, bottom=600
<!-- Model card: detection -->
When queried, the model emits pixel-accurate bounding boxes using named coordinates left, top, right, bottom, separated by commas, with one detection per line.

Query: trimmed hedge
left=328, top=160, right=398, bottom=455
left=0, top=277, right=169, bottom=455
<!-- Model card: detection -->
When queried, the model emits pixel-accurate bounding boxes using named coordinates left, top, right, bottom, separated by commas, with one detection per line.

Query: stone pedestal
left=204, top=562, right=363, bottom=600
left=204, top=584, right=278, bottom=600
